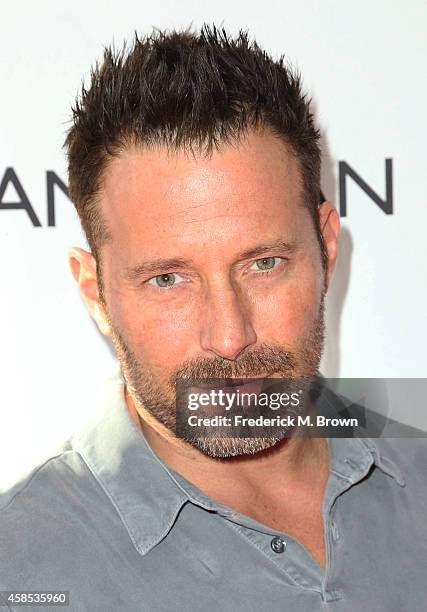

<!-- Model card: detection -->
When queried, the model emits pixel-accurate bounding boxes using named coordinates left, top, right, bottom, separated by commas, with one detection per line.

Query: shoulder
left=0, top=445, right=114, bottom=586
left=0, top=443, right=99, bottom=515
left=331, top=385, right=427, bottom=440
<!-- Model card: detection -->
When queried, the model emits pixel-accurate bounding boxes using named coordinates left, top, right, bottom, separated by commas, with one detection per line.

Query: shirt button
left=270, top=536, right=286, bottom=554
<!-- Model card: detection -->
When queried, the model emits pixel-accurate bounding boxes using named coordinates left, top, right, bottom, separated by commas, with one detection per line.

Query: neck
left=124, top=385, right=329, bottom=502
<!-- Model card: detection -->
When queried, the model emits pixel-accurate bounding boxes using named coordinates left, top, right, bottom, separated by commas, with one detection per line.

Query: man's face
left=90, top=128, right=334, bottom=457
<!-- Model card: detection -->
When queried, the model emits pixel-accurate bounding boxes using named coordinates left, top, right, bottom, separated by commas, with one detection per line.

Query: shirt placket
left=320, top=444, right=377, bottom=602
left=218, top=508, right=328, bottom=598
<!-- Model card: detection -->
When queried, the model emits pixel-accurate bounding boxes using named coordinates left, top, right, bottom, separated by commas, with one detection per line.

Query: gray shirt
left=1, top=372, right=427, bottom=612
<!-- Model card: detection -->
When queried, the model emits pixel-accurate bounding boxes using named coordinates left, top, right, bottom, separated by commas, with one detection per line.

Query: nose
left=199, top=278, right=257, bottom=361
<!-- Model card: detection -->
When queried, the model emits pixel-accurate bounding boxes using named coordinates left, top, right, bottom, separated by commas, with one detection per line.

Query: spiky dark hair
left=64, top=24, right=324, bottom=273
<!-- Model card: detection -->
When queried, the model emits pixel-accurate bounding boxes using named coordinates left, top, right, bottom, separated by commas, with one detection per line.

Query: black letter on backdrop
left=339, top=159, right=393, bottom=217
left=0, top=167, right=41, bottom=226
left=47, top=171, right=70, bottom=226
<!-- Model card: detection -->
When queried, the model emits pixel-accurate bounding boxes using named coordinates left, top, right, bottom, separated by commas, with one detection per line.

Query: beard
left=106, top=292, right=326, bottom=459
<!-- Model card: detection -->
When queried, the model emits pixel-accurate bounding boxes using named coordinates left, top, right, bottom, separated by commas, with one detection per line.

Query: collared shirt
left=1, top=370, right=427, bottom=611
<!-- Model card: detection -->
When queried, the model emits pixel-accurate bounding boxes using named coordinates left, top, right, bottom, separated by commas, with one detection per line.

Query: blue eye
left=252, top=257, right=281, bottom=271
left=148, top=273, right=185, bottom=288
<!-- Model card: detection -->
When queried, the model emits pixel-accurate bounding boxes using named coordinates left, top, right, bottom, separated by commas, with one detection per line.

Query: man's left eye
left=250, top=256, right=283, bottom=272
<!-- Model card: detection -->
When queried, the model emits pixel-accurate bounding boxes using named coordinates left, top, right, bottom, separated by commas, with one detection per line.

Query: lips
left=189, top=378, right=266, bottom=394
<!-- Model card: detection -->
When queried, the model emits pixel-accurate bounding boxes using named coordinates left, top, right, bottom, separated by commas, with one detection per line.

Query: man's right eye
left=147, top=273, right=185, bottom=288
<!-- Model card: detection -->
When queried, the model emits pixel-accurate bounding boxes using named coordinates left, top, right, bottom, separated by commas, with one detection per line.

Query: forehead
left=99, top=129, right=305, bottom=257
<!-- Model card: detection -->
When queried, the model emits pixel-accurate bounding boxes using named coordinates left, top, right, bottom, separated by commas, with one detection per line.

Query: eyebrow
left=124, top=257, right=193, bottom=281
left=123, top=239, right=297, bottom=282
left=237, top=239, right=296, bottom=261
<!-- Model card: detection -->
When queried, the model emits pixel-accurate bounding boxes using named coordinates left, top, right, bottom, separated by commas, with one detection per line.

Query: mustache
left=168, top=343, right=296, bottom=384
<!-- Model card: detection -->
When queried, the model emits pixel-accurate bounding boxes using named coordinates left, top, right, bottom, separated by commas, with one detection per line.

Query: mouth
left=188, top=374, right=275, bottom=391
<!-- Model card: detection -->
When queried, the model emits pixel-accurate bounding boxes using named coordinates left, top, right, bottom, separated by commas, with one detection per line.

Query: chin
left=189, top=434, right=289, bottom=459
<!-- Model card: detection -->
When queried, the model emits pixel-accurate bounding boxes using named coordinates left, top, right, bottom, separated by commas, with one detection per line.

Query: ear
left=68, top=246, right=112, bottom=337
left=318, top=202, right=340, bottom=290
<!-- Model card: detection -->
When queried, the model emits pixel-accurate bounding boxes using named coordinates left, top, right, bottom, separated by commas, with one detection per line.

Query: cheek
left=251, top=268, right=323, bottom=344
left=108, top=285, right=197, bottom=370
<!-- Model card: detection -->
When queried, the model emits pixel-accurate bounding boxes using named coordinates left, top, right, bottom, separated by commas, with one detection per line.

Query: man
left=1, top=25, right=426, bottom=611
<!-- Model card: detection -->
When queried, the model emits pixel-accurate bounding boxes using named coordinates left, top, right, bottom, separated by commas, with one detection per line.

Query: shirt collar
left=316, top=379, right=406, bottom=487
left=327, top=436, right=405, bottom=487
left=71, top=368, right=405, bottom=558
left=72, top=370, right=189, bottom=556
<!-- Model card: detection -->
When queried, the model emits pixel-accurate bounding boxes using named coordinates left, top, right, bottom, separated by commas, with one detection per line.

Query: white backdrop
left=1, top=0, right=426, bottom=488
